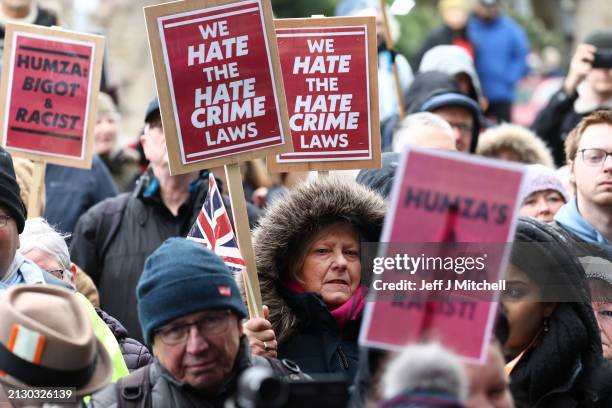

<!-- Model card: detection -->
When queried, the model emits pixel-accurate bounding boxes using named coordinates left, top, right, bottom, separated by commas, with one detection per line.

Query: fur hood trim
left=245, top=176, right=386, bottom=342
left=476, top=124, right=555, bottom=168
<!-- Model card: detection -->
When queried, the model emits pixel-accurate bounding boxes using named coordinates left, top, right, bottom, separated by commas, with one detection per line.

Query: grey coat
left=90, top=337, right=305, bottom=408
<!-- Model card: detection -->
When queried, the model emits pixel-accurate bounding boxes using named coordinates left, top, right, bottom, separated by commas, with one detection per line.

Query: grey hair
left=380, top=342, right=468, bottom=402
left=19, top=217, right=71, bottom=270
left=392, top=112, right=454, bottom=152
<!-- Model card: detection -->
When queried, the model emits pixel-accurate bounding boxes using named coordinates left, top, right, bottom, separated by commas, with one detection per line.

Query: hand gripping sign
left=0, top=23, right=104, bottom=169
left=144, top=0, right=292, bottom=176
left=359, top=147, right=526, bottom=363
left=268, top=17, right=380, bottom=173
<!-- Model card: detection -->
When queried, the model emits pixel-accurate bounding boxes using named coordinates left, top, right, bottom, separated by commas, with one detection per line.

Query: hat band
left=0, top=340, right=96, bottom=388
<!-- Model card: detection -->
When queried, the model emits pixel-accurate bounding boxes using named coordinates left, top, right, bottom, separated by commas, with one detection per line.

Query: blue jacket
left=555, top=197, right=612, bottom=258
left=467, top=14, right=529, bottom=103
left=0, top=253, right=73, bottom=292
left=45, top=154, right=118, bottom=235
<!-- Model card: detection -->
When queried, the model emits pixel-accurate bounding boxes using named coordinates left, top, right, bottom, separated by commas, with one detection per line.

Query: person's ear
left=69, top=263, right=78, bottom=285
left=152, top=336, right=161, bottom=357
left=236, top=314, right=244, bottom=334
left=568, top=160, right=576, bottom=184
left=140, top=131, right=147, bottom=149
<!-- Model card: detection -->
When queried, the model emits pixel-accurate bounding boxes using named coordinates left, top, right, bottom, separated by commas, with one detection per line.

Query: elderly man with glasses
left=555, top=110, right=612, bottom=258
left=91, top=237, right=305, bottom=407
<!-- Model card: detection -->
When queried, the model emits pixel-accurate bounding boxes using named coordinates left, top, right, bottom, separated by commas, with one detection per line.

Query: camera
left=592, top=49, right=612, bottom=69
left=235, top=366, right=350, bottom=408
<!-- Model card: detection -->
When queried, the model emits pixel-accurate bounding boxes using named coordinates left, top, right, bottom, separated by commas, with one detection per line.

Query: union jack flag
left=187, top=174, right=246, bottom=272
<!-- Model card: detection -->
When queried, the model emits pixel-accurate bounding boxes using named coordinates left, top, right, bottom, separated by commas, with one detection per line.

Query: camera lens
left=258, top=377, right=288, bottom=406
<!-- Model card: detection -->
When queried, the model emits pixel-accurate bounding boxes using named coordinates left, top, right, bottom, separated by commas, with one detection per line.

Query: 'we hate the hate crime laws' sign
left=146, top=0, right=291, bottom=174
left=0, top=24, right=104, bottom=168
left=268, top=17, right=380, bottom=173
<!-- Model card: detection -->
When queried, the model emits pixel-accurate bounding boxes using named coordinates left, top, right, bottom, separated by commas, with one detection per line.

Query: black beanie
left=584, top=30, right=612, bottom=50
left=0, top=147, right=26, bottom=233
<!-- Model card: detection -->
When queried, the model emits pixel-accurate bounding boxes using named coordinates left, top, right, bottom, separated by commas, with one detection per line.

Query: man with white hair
left=392, top=112, right=457, bottom=152
left=18, top=217, right=152, bottom=373
left=19, top=217, right=76, bottom=285
left=377, top=343, right=467, bottom=407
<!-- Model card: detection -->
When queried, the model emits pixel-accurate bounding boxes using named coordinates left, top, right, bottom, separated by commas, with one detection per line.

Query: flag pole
left=27, top=161, right=46, bottom=218
left=224, top=162, right=263, bottom=319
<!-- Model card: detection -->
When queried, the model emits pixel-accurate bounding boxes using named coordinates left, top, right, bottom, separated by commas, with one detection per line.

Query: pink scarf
left=285, top=281, right=366, bottom=330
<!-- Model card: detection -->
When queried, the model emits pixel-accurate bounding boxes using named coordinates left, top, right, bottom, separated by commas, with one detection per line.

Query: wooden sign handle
left=224, top=163, right=263, bottom=319
left=27, top=161, right=45, bottom=218
left=379, top=0, right=405, bottom=119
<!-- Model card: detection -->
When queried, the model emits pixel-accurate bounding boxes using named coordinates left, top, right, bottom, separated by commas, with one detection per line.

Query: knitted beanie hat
left=137, top=237, right=247, bottom=344
left=0, top=146, right=25, bottom=233
left=519, top=164, right=569, bottom=204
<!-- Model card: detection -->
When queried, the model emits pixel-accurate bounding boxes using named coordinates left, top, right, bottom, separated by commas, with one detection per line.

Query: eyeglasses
left=155, top=310, right=232, bottom=345
left=448, top=123, right=473, bottom=137
left=579, top=148, right=612, bottom=166
left=0, top=214, right=11, bottom=228
left=47, top=269, right=65, bottom=280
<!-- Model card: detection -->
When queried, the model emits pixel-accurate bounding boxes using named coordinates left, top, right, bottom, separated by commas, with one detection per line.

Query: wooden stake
left=379, top=0, right=405, bottom=119
left=27, top=161, right=45, bottom=218
left=224, top=163, right=263, bottom=319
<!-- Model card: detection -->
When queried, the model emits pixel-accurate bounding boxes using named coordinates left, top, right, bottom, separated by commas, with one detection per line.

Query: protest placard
left=144, top=0, right=291, bottom=176
left=359, top=147, right=526, bottom=363
left=268, top=17, right=380, bottom=173
left=0, top=23, right=104, bottom=169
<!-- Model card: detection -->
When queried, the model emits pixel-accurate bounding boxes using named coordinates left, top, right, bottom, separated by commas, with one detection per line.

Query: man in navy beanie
left=91, top=238, right=305, bottom=407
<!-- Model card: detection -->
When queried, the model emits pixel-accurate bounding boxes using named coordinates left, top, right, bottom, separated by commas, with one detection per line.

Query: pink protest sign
left=268, top=17, right=380, bottom=173
left=359, top=147, right=525, bottom=363
left=145, top=0, right=291, bottom=175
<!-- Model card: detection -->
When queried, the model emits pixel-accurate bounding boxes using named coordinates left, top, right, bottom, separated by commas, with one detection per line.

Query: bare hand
left=564, top=43, right=596, bottom=95
left=244, top=305, right=278, bottom=358
left=252, top=187, right=269, bottom=208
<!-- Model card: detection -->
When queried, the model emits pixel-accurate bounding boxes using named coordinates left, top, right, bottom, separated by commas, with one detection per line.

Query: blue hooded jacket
left=555, top=197, right=612, bottom=257
left=467, top=14, right=529, bottom=103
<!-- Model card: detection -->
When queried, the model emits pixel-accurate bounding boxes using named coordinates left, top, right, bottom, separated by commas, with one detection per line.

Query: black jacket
left=277, top=286, right=361, bottom=381
left=531, top=88, right=584, bottom=167
left=509, top=218, right=612, bottom=407
left=70, top=170, right=260, bottom=343
left=96, top=308, right=152, bottom=372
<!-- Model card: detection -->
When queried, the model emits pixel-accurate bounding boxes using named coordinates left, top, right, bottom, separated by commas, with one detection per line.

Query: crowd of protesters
left=1, top=0, right=612, bottom=407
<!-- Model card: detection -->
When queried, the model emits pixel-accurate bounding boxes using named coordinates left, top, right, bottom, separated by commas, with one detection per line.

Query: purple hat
left=520, top=164, right=569, bottom=204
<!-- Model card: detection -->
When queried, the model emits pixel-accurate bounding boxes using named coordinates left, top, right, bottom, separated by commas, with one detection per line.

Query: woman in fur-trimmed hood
left=243, top=176, right=386, bottom=380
